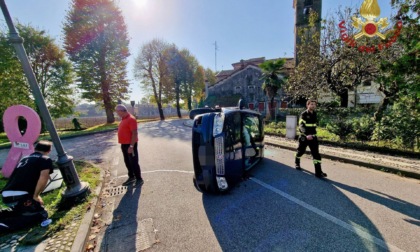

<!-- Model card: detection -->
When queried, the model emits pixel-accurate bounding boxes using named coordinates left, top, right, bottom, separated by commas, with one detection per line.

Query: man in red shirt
left=115, top=104, right=144, bottom=186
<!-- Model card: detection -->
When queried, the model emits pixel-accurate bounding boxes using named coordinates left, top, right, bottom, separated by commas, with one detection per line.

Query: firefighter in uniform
left=295, top=99, right=327, bottom=178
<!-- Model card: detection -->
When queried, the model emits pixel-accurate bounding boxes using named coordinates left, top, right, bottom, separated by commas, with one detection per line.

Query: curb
left=265, top=141, right=420, bottom=180
left=71, top=168, right=105, bottom=252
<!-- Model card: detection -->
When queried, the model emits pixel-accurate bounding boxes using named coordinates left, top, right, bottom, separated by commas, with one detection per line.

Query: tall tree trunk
left=157, top=102, right=165, bottom=121
left=187, top=96, right=192, bottom=111
left=99, top=49, right=115, bottom=123
left=188, top=85, right=193, bottom=111
left=176, top=82, right=181, bottom=118
left=151, top=76, right=165, bottom=121
left=270, top=96, right=275, bottom=120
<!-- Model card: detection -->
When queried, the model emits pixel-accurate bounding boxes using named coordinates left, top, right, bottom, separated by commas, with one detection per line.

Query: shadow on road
left=202, top=158, right=392, bottom=251
left=101, top=185, right=142, bottom=251
left=139, top=119, right=191, bottom=142
left=329, top=181, right=420, bottom=226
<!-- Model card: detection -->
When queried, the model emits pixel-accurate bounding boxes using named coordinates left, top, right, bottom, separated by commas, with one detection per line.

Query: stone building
left=204, top=0, right=383, bottom=110
left=205, top=57, right=294, bottom=113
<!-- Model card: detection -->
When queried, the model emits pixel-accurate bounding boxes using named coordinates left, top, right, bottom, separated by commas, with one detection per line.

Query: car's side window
left=244, top=114, right=261, bottom=141
left=224, top=112, right=241, bottom=150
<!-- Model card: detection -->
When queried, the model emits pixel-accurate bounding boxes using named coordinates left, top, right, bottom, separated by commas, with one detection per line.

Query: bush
left=373, top=97, right=419, bottom=150
left=352, top=115, right=375, bottom=142
left=326, top=119, right=354, bottom=141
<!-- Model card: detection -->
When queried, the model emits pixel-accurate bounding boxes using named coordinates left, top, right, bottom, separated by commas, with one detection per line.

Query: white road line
left=251, top=177, right=405, bottom=252
left=142, top=170, right=194, bottom=174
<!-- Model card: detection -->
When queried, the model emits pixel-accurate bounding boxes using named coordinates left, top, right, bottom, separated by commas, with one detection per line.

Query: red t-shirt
left=117, top=113, right=138, bottom=144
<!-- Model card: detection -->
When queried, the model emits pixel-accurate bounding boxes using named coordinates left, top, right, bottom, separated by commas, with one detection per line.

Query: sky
left=1, top=0, right=394, bottom=103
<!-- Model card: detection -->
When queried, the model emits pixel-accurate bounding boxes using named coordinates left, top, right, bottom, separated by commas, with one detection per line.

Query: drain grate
left=105, top=186, right=127, bottom=196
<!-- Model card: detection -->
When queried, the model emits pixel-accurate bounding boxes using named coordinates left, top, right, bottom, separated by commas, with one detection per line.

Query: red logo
left=338, top=0, right=402, bottom=53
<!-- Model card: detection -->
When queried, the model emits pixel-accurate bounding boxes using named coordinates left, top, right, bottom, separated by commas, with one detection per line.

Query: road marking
left=251, top=177, right=405, bottom=252
left=142, top=170, right=194, bottom=174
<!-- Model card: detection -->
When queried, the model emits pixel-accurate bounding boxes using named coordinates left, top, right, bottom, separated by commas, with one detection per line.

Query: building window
left=248, top=85, right=255, bottom=90
left=303, top=0, right=313, bottom=16
left=363, top=80, right=372, bottom=86
left=234, top=86, right=241, bottom=94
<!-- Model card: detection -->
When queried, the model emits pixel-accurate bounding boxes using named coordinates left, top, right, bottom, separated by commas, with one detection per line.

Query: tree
left=191, top=65, right=206, bottom=110
left=0, top=27, right=31, bottom=132
left=177, top=49, right=204, bottom=111
left=163, top=46, right=205, bottom=114
left=165, top=46, right=189, bottom=118
left=134, top=39, right=171, bottom=121
left=288, top=9, right=388, bottom=107
left=259, top=58, right=286, bottom=119
left=374, top=0, right=419, bottom=121
left=18, top=24, right=75, bottom=118
left=0, top=24, right=75, bottom=132
left=205, top=68, right=217, bottom=86
left=63, top=0, right=130, bottom=123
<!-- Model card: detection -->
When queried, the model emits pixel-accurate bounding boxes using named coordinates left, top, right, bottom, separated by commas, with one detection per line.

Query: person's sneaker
left=134, top=179, right=144, bottom=187
left=122, top=177, right=136, bottom=186
left=295, top=165, right=302, bottom=171
left=315, top=172, right=327, bottom=178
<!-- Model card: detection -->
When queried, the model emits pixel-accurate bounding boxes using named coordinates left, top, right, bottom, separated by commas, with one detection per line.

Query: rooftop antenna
left=213, top=41, right=218, bottom=72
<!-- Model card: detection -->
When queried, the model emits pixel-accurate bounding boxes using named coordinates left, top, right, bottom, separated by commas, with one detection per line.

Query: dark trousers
left=121, top=143, right=142, bottom=180
left=0, top=195, right=48, bottom=233
left=295, top=135, right=322, bottom=166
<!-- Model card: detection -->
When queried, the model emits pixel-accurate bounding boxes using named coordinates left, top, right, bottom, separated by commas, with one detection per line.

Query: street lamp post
left=0, top=0, right=89, bottom=200
left=130, top=100, right=135, bottom=116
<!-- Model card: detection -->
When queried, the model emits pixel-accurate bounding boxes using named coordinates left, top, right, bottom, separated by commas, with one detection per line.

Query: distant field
left=54, top=116, right=110, bottom=130
left=53, top=114, right=182, bottom=130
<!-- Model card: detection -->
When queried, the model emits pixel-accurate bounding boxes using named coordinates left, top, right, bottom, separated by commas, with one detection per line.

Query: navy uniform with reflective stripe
left=295, top=109, right=326, bottom=177
left=299, top=110, right=318, bottom=136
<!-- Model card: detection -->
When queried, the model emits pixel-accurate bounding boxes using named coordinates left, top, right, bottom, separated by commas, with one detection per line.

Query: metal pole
left=0, top=0, right=89, bottom=199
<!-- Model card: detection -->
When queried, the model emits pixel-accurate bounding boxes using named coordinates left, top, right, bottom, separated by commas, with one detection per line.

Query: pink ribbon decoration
left=2, top=105, right=41, bottom=178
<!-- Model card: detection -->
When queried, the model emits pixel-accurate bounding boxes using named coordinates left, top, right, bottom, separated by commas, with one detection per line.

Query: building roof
left=214, top=57, right=295, bottom=84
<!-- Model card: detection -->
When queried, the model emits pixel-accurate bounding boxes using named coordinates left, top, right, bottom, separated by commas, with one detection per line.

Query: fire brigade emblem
left=352, top=0, right=389, bottom=40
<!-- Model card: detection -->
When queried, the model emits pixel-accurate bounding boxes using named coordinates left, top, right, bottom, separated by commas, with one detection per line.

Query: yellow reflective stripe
left=305, top=124, right=317, bottom=127
left=313, top=160, right=322, bottom=164
left=299, top=119, right=306, bottom=125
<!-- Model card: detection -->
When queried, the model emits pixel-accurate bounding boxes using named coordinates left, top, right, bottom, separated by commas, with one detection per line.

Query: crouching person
left=0, top=140, right=53, bottom=233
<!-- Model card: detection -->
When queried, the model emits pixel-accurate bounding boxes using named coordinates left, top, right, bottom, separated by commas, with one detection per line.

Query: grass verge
left=0, top=160, right=101, bottom=245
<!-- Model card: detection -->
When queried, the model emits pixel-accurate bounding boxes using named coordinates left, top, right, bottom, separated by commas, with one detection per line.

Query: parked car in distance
left=191, top=106, right=264, bottom=193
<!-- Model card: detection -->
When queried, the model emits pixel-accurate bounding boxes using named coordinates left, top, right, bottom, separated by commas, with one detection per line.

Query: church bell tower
left=293, top=0, right=322, bottom=65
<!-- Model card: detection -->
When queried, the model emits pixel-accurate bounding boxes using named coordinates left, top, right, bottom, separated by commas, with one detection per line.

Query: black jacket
left=299, top=110, right=317, bottom=136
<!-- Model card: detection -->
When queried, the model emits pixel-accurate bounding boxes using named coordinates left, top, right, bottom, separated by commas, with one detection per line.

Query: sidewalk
left=265, top=135, right=420, bottom=180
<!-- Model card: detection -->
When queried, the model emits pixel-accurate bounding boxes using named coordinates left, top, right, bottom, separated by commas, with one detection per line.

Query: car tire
left=193, top=177, right=204, bottom=192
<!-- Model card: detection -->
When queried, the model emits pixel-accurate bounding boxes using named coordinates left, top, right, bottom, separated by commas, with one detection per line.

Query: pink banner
left=2, top=105, right=41, bottom=178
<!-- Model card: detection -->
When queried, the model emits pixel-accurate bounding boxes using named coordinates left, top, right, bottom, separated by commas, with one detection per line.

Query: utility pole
left=213, top=41, right=218, bottom=72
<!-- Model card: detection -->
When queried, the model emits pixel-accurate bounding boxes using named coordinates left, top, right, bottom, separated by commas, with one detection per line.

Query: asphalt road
left=81, top=119, right=419, bottom=252
left=2, top=119, right=417, bottom=251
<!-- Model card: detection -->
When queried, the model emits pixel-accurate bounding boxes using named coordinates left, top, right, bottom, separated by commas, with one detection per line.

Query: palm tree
left=259, top=58, right=286, bottom=120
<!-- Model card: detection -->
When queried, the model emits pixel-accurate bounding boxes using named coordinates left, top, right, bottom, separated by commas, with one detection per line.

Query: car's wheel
left=200, top=168, right=219, bottom=194
left=193, top=177, right=205, bottom=192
